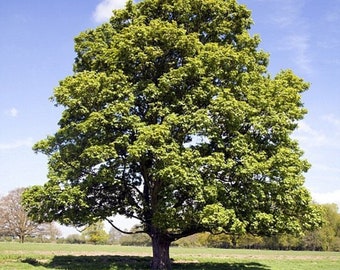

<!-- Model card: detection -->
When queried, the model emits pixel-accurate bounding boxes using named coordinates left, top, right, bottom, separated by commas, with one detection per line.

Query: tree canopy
left=23, top=0, right=322, bottom=268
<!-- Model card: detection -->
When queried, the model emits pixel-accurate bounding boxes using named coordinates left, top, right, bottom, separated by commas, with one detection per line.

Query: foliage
left=120, top=233, right=152, bottom=246
left=301, top=204, right=340, bottom=251
left=173, top=232, right=209, bottom=247
left=22, top=0, right=322, bottom=268
left=63, top=234, right=86, bottom=244
left=0, top=188, right=60, bottom=243
left=174, top=204, right=340, bottom=251
left=82, top=221, right=109, bottom=244
left=119, top=225, right=152, bottom=246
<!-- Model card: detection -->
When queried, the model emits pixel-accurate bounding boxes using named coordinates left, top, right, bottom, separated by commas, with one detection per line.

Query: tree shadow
left=23, top=255, right=270, bottom=270
left=173, top=261, right=270, bottom=270
left=22, top=255, right=151, bottom=269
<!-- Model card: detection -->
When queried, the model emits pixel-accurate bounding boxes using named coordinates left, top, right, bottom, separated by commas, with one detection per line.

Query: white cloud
left=322, top=114, right=340, bottom=129
left=317, top=39, right=340, bottom=50
left=312, top=190, right=340, bottom=209
left=294, top=118, right=340, bottom=149
left=93, top=0, right=127, bottom=23
left=270, top=0, right=305, bottom=28
left=293, top=121, right=327, bottom=148
left=321, top=114, right=340, bottom=141
left=0, top=138, right=33, bottom=151
left=5, top=107, right=19, bottom=117
left=269, top=1, right=312, bottom=74
left=271, top=1, right=302, bottom=28
left=285, top=34, right=312, bottom=74
left=276, top=32, right=311, bottom=74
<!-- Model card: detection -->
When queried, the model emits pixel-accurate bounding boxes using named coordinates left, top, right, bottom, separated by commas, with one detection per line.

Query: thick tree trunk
left=150, top=233, right=172, bottom=270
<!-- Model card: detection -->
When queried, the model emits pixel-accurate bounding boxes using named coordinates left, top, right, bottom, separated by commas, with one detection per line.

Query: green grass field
left=0, top=242, right=339, bottom=269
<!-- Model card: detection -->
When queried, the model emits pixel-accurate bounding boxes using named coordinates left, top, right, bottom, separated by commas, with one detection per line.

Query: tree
left=0, top=188, right=56, bottom=243
left=64, top=233, right=86, bottom=244
left=82, top=221, right=109, bottom=244
left=119, top=225, right=152, bottom=246
left=22, top=0, right=322, bottom=268
left=43, top=222, right=62, bottom=242
left=108, top=226, right=123, bottom=244
left=302, top=204, right=340, bottom=251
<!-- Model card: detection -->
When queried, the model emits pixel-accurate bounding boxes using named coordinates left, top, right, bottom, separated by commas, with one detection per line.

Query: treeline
left=60, top=203, right=340, bottom=251
left=116, top=204, right=340, bottom=252
left=1, top=188, right=339, bottom=251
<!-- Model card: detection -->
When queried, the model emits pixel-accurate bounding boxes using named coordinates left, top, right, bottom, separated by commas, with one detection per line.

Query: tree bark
left=19, top=234, right=25, bottom=243
left=150, top=232, right=172, bottom=270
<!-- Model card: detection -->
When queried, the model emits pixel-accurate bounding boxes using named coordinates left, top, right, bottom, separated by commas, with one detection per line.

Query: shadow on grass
left=23, top=255, right=270, bottom=270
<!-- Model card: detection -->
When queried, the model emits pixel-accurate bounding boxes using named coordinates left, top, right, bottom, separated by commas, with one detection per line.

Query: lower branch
left=105, top=218, right=145, bottom=234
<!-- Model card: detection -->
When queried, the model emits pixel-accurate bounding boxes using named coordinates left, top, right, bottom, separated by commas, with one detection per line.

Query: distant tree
left=174, top=233, right=208, bottom=247
left=302, top=204, right=340, bottom=251
left=82, top=221, right=109, bottom=244
left=23, top=0, right=323, bottom=268
left=262, top=233, right=300, bottom=250
left=108, top=227, right=123, bottom=245
left=237, top=234, right=264, bottom=249
left=120, top=225, right=151, bottom=246
left=206, top=233, right=233, bottom=249
left=64, top=233, right=86, bottom=244
left=0, top=188, right=54, bottom=243
left=40, top=222, right=62, bottom=242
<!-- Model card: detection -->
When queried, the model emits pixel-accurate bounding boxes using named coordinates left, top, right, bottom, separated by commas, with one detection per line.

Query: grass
left=0, top=242, right=339, bottom=269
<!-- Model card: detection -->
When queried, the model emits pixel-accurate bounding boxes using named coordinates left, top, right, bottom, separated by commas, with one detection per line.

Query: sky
left=1, top=0, right=340, bottom=234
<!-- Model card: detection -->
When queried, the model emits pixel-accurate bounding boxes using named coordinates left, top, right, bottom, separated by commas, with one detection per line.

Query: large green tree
left=23, top=0, right=322, bottom=268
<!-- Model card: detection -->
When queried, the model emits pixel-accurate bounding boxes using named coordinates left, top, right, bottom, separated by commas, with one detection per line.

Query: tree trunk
left=19, top=234, right=25, bottom=243
left=150, top=232, right=172, bottom=270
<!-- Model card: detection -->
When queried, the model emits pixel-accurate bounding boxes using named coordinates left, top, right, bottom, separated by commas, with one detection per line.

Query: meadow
left=0, top=242, right=339, bottom=270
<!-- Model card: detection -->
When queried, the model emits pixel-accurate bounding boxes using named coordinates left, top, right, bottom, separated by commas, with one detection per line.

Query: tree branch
left=105, top=218, right=145, bottom=235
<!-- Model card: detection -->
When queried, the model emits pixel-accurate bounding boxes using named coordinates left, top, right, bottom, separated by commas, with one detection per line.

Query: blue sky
left=1, top=0, right=339, bottom=219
